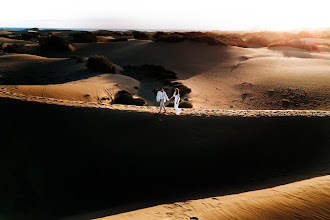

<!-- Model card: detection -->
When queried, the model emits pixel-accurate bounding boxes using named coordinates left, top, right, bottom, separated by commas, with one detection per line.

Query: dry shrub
left=71, top=31, right=97, bottom=43
left=86, top=55, right=114, bottom=73
left=114, top=90, right=146, bottom=106
left=39, top=35, right=74, bottom=52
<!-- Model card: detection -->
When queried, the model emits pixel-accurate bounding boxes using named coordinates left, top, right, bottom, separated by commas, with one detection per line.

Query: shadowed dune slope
left=0, top=97, right=329, bottom=220
left=0, top=54, right=89, bottom=85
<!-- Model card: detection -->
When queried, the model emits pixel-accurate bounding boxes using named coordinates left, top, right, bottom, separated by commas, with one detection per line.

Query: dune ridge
left=97, top=175, right=330, bottom=220
left=0, top=88, right=329, bottom=118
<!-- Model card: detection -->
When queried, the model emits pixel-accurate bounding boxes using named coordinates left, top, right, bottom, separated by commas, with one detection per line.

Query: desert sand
left=0, top=29, right=330, bottom=220
left=6, top=40, right=329, bottom=110
left=95, top=175, right=330, bottom=220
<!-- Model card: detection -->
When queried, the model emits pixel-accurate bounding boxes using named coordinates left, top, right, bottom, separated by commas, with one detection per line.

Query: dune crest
left=0, top=88, right=329, bottom=117
left=96, top=175, right=330, bottom=220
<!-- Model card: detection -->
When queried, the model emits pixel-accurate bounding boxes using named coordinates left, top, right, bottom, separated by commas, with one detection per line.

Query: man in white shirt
left=156, top=88, right=169, bottom=113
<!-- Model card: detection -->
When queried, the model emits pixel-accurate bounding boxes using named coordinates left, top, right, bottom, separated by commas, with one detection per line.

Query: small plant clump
left=71, top=31, right=98, bottom=43
left=0, top=43, right=18, bottom=53
left=153, top=32, right=228, bottom=46
left=86, top=55, right=114, bottom=73
left=18, top=32, right=39, bottom=40
left=166, top=100, right=193, bottom=108
left=114, top=90, right=146, bottom=106
left=38, top=35, right=74, bottom=52
left=123, top=64, right=177, bottom=84
left=132, top=31, right=150, bottom=40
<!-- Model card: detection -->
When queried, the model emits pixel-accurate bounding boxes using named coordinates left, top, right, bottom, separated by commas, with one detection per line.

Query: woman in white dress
left=170, top=88, right=181, bottom=115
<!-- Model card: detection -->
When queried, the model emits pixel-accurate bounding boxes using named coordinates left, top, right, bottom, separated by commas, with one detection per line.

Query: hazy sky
left=1, top=0, right=329, bottom=30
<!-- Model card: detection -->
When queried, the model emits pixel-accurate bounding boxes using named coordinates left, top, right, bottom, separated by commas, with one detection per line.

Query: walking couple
left=156, top=88, right=181, bottom=115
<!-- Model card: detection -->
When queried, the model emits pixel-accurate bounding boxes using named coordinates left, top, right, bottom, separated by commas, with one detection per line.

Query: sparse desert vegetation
left=114, top=90, right=146, bottom=106
left=154, top=32, right=228, bottom=46
left=70, top=31, right=98, bottom=43
left=123, top=64, right=177, bottom=84
left=86, top=55, right=114, bottom=73
left=151, top=30, right=327, bottom=51
left=132, top=31, right=150, bottom=40
left=38, top=35, right=75, bottom=52
left=0, top=43, right=18, bottom=53
left=166, top=99, right=193, bottom=108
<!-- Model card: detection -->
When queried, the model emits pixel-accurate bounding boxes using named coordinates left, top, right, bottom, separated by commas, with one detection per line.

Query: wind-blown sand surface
left=71, top=41, right=330, bottom=110
left=4, top=41, right=330, bottom=110
left=95, top=175, right=330, bottom=220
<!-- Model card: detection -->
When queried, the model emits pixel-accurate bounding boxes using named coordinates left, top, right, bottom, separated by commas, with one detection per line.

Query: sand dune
left=72, top=41, right=330, bottom=110
left=4, top=74, right=139, bottom=103
left=0, top=87, right=329, bottom=117
left=7, top=41, right=330, bottom=110
left=0, top=53, right=142, bottom=102
left=97, top=175, right=330, bottom=220
left=0, top=36, right=35, bottom=44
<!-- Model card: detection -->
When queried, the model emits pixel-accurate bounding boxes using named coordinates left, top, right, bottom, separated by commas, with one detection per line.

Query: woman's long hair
left=175, top=88, right=180, bottom=96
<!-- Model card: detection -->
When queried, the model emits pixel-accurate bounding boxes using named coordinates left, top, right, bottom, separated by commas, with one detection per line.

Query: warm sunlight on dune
left=96, top=176, right=330, bottom=220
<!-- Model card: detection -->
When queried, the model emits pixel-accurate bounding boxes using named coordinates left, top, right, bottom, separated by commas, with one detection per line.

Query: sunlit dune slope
left=97, top=175, right=330, bottom=220
left=73, top=41, right=330, bottom=110
left=4, top=40, right=330, bottom=110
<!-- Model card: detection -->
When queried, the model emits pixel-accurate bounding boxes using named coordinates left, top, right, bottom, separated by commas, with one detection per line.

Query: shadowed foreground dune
left=0, top=96, right=329, bottom=220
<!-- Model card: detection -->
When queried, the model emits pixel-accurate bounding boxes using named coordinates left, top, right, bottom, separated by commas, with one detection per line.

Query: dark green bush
left=179, top=101, right=193, bottom=108
left=132, top=31, right=149, bottom=40
left=114, top=90, right=146, bottom=106
left=93, top=30, right=113, bottom=36
left=0, top=43, right=4, bottom=53
left=111, top=38, right=128, bottom=42
left=154, top=32, right=228, bottom=46
left=166, top=100, right=193, bottom=108
left=71, top=31, right=97, bottom=43
left=155, top=34, right=185, bottom=42
left=0, top=34, right=11, bottom=38
left=38, top=35, right=74, bottom=52
left=19, top=32, right=39, bottom=40
left=162, top=79, right=172, bottom=85
left=189, top=34, right=227, bottom=46
left=166, top=102, right=174, bottom=107
left=153, top=31, right=166, bottom=39
left=169, top=82, right=191, bottom=96
left=86, top=55, right=114, bottom=73
left=124, top=64, right=177, bottom=83
left=3, top=45, right=18, bottom=53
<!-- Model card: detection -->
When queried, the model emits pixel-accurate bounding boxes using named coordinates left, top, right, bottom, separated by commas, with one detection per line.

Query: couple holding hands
left=156, top=88, right=181, bottom=115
